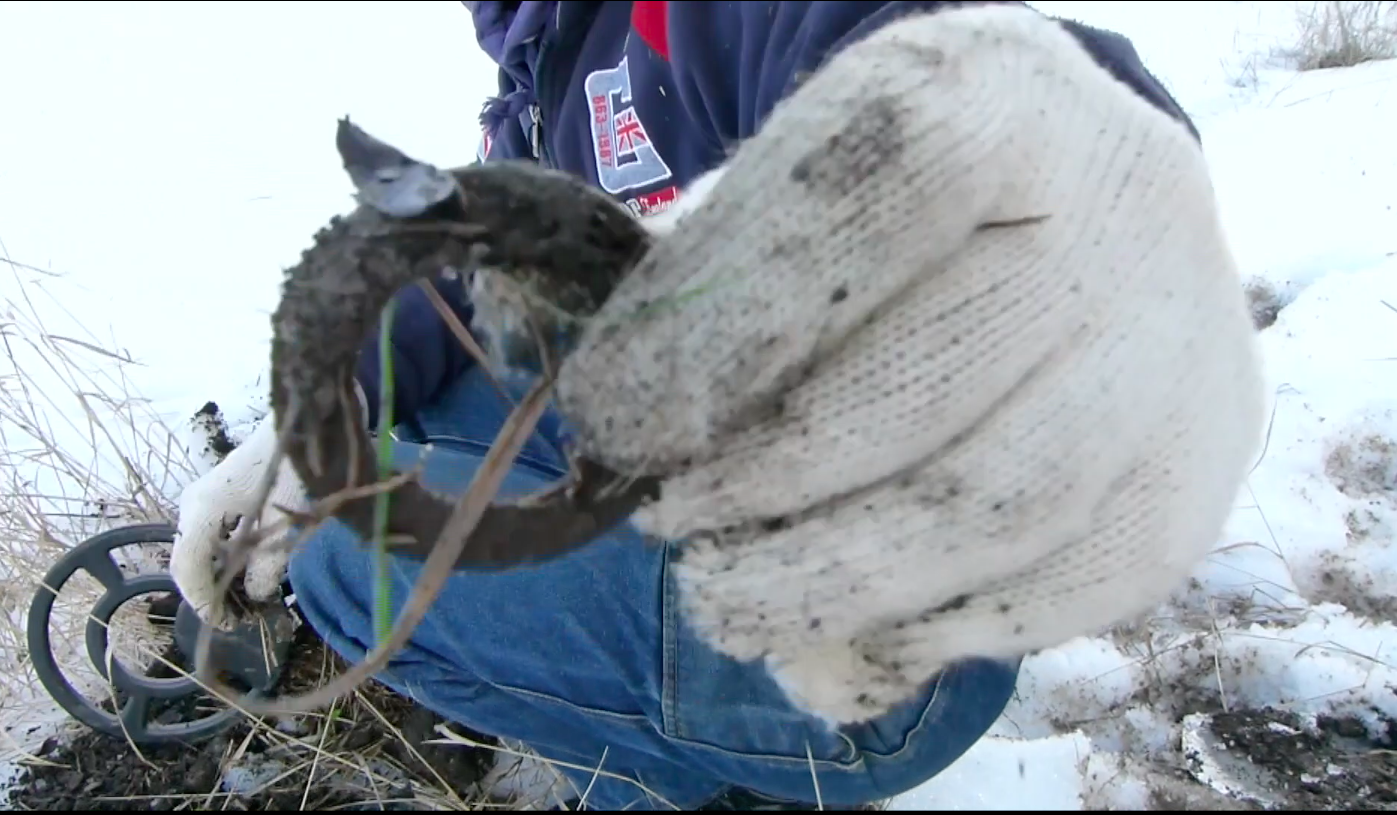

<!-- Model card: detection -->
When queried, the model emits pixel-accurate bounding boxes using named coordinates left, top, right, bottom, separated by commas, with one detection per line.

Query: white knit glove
left=172, top=406, right=315, bottom=628
left=556, top=6, right=1265, bottom=725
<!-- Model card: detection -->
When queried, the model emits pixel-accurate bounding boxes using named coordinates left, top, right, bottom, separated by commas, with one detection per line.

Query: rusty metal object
left=269, top=120, right=659, bottom=570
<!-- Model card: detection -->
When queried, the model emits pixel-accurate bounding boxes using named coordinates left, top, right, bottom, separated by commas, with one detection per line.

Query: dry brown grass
left=0, top=265, right=195, bottom=749
left=0, top=266, right=502, bottom=809
left=1286, top=1, right=1397, bottom=70
left=0, top=267, right=695, bottom=810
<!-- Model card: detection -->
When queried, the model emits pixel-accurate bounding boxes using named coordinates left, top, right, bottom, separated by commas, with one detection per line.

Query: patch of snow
left=220, top=756, right=287, bottom=797
left=887, top=733, right=1093, bottom=811
left=472, top=738, right=583, bottom=810
left=1179, top=712, right=1281, bottom=808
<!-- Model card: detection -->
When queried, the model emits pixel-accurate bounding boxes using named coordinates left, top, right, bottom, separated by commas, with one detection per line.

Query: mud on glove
left=554, top=5, right=1266, bottom=724
left=173, top=386, right=368, bottom=628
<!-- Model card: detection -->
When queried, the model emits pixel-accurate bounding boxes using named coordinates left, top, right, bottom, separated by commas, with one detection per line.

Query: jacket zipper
left=528, top=103, right=544, bottom=162
left=528, top=2, right=571, bottom=168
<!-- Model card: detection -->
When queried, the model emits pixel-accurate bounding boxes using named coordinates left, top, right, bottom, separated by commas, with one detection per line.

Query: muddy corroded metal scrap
left=268, top=119, right=659, bottom=567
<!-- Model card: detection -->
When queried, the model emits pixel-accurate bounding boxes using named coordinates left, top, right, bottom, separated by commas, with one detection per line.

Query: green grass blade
left=372, top=295, right=397, bottom=647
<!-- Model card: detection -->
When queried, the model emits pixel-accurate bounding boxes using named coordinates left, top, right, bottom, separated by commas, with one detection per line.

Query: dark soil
left=191, top=401, right=238, bottom=462
left=1198, top=707, right=1397, bottom=811
left=6, top=600, right=498, bottom=811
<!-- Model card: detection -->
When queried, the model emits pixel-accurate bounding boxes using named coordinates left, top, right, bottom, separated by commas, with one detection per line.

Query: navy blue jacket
left=356, top=0, right=1198, bottom=430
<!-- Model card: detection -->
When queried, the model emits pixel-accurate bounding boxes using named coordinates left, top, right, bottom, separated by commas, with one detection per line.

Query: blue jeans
left=287, top=367, right=1019, bottom=810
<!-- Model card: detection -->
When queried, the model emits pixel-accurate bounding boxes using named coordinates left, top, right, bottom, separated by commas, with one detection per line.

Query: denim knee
left=287, top=508, right=731, bottom=809
left=285, top=366, right=1021, bottom=808
left=290, top=510, right=1019, bottom=810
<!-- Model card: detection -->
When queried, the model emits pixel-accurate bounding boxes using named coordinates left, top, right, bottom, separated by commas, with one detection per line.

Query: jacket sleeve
left=663, top=0, right=1199, bottom=147
left=353, top=271, right=476, bottom=430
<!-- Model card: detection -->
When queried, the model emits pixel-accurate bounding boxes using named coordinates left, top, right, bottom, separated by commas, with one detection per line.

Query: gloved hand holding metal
left=179, top=4, right=1263, bottom=730
left=553, top=5, right=1266, bottom=725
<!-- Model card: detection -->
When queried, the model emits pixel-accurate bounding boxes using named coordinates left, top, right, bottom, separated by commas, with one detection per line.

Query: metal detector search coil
left=26, top=523, right=295, bottom=746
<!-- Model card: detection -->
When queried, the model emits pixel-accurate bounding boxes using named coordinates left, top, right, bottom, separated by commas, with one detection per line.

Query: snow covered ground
left=2, top=0, right=1395, bottom=809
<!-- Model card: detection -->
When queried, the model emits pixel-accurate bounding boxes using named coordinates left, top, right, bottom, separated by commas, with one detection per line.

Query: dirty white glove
left=172, top=385, right=363, bottom=626
left=557, top=6, right=1266, bottom=725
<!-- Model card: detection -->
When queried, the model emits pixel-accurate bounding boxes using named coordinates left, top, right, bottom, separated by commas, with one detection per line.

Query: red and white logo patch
left=583, top=55, right=673, bottom=194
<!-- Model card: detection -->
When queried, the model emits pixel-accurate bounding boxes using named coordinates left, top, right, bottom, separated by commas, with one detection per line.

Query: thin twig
left=194, top=378, right=555, bottom=715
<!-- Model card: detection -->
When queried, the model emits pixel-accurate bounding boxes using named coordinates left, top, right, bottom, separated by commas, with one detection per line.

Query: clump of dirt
left=6, top=612, right=498, bottom=811
left=1207, top=707, right=1397, bottom=810
left=1244, top=278, right=1290, bottom=331
left=10, top=723, right=345, bottom=811
left=190, top=401, right=238, bottom=464
left=1308, top=551, right=1397, bottom=623
left=1325, top=434, right=1397, bottom=500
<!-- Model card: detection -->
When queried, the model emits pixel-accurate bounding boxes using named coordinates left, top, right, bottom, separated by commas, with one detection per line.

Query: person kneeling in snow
left=171, top=1, right=1263, bottom=809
